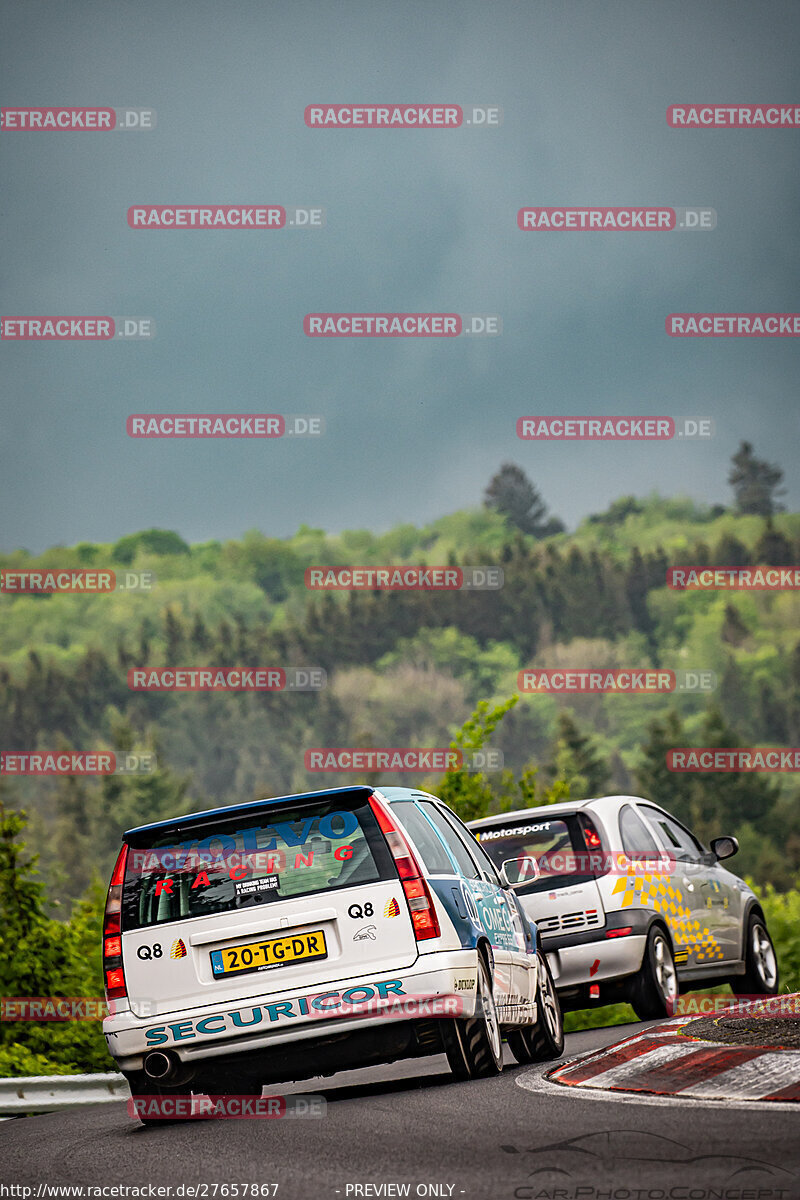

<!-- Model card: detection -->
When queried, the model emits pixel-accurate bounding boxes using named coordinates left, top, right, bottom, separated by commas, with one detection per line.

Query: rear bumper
left=544, top=934, right=646, bottom=991
left=104, top=950, right=485, bottom=1071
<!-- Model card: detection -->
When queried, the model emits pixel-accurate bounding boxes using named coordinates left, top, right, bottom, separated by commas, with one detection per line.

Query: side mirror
left=500, top=856, right=540, bottom=887
left=710, top=835, right=739, bottom=862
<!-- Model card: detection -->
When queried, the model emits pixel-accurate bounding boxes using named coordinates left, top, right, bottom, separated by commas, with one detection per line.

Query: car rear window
left=121, top=795, right=395, bottom=930
left=473, top=813, right=604, bottom=892
left=390, top=801, right=454, bottom=875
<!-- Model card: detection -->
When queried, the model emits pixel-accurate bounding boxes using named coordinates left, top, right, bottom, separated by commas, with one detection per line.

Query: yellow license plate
left=210, top=929, right=327, bottom=977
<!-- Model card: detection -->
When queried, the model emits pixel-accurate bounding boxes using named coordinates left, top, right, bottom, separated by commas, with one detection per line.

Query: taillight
left=581, top=817, right=603, bottom=849
left=368, top=795, right=440, bottom=941
left=605, top=926, right=634, bottom=938
left=103, top=844, right=129, bottom=1001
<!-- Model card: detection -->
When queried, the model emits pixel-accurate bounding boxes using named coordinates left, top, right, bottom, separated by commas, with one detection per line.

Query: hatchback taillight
left=103, top=844, right=128, bottom=1001
left=368, top=795, right=441, bottom=941
left=580, top=817, right=603, bottom=849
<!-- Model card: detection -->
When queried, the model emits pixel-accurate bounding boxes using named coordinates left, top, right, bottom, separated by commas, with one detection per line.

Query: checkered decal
left=610, top=873, right=725, bottom=962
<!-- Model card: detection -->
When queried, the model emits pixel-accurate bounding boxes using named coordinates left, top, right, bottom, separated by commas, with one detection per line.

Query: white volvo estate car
left=103, top=785, right=564, bottom=1118
left=469, top=795, right=778, bottom=1020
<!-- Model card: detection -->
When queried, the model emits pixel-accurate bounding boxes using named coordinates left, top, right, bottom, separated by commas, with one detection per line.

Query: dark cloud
left=1, top=0, right=798, bottom=550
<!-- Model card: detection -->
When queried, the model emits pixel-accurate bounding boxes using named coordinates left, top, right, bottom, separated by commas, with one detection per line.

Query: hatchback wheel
left=442, top=955, right=504, bottom=1080
left=629, top=924, right=679, bottom=1020
left=732, top=914, right=779, bottom=996
left=507, top=950, right=565, bottom=1064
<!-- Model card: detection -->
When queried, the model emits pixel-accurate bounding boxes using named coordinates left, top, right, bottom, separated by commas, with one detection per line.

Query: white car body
left=102, top=785, right=557, bottom=1099
left=469, top=795, right=770, bottom=1011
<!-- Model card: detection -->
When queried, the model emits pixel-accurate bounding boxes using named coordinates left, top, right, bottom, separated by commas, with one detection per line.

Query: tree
left=435, top=697, right=571, bottom=822
left=625, top=546, right=655, bottom=643
left=484, top=464, right=564, bottom=539
left=636, top=707, right=780, bottom=844
left=0, top=795, right=52, bottom=998
left=586, top=495, right=644, bottom=527
left=432, top=697, right=519, bottom=822
left=721, top=603, right=750, bottom=647
left=635, top=710, right=687, bottom=817
left=546, top=711, right=610, bottom=800
left=112, top=529, right=190, bottom=564
left=164, top=607, right=185, bottom=666
left=753, top=519, right=793, bottom=566
left=712, top=532, right=750, bottom=568
left=728, top=442, right=786, bottom=516
left=0, top=796, right=113, bottom=1074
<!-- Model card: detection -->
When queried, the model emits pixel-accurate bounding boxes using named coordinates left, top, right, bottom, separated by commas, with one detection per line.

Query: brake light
left=581, top=819, right=602, bottom=849
left=368, top=795, right=440, bottom=941
left=605, top=926, right=633, bottom=938
left=103, top=844, right=129, bottom=1001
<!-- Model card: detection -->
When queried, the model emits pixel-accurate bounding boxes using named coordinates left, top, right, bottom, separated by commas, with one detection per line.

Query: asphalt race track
left=2, top=1023, right=799, bottom=1199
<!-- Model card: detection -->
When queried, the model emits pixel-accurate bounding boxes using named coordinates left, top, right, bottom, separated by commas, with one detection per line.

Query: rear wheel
left=629, top=924, right=679, bottom=1020
left=507, top=950, right=564, bottom=1064
left=732, top=914, right=778, bottom=996
left=442, top=954, right=504, bottom=1080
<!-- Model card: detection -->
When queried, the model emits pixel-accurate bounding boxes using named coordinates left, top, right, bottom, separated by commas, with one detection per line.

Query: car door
left=464, top=821, right=537, bottom=1007
left=422, top=803, right=533, bottom=1011
left=637, top=804, right=738, bottom=965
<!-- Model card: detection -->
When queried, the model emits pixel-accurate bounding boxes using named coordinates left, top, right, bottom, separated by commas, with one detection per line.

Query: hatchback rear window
left=121, top=795, right=395, bottom=930
left=474, top=813, right=606, bottom=892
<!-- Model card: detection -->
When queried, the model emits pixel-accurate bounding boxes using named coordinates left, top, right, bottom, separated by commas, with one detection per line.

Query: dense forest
left=2, top=447, right=799, bottom=900
left=1, top=444, right=799, bottom=1071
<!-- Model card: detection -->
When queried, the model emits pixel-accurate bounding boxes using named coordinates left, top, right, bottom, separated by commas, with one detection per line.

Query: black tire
left=732, top=913, right=779, bottom=996
left=442, top=953, right=504, bottom=1080
left=628, top=924, right=679, bottom=1021
left=507, top=950, right=565, bottom=1064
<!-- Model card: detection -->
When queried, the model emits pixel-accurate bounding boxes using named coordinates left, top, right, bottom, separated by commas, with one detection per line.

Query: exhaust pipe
left=143, top=1050, right=177, bottom=1081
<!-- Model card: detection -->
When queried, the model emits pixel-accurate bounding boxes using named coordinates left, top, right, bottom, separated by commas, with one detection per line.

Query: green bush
left=754, top=879, right=800, bottom=993
left=0, top=803, right=113, bottom=1075
left=0, top=1044, right=78, bottom=1077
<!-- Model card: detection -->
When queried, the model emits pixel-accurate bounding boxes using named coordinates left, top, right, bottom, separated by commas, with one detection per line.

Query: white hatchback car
left=469, top=795, right=779, bottom=1020
left=103, top=785, right=564, bottom=1118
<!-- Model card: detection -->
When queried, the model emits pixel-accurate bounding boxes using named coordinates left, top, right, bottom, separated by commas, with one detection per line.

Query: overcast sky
left=2, top=0, right=798, bottom=552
